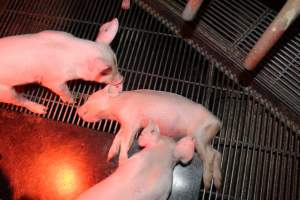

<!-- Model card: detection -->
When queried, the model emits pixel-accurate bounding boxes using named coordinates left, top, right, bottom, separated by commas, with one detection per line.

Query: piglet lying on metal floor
left=76, top=122, right=195, bottom=200
left=77, top=84, right=222, bottom=190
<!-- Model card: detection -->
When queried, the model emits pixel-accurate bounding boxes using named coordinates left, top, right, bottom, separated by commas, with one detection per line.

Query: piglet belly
left=137, top=105, right=192, bottom=137
left=0, top=39, right=54, bottom=85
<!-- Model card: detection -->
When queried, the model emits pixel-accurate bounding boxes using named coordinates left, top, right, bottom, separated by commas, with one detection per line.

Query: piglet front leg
left=107, top=124, right=140, bottom=164
left=43, top=82, right=75, bottom=103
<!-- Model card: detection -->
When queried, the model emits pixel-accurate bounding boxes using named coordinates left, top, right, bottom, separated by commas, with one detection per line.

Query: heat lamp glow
left=32, top=147, right=89, bottom=200
left=52, top=163, right=80, bottom=196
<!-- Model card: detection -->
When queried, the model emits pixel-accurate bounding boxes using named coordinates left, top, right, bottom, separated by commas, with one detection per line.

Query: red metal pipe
left=244, top=0, right=300, bottom=70
left=182, top=0, right=205, bottom=21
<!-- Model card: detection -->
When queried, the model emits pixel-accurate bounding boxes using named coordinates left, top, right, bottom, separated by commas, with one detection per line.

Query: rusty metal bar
left=244, top=0, right=300, bottom=70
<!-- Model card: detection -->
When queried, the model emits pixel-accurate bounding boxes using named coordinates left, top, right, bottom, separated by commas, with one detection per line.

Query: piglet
left=77, top=85, right=222, bottom=189
left=121, top=0, right=204, bottom=21
left=0, top=18, right=123, bottom=114
left=75, top=122, right=195, bottom=200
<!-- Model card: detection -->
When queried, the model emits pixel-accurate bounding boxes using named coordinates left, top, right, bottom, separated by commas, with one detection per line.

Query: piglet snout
left=111, top=74, right=124, bottom=86
left=77, top=104, right=101, bottom=122
left=77, top=107, right=88, bottom=119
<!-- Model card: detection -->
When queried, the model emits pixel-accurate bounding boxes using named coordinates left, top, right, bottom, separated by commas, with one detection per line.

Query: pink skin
left=121, top=0, right=130, bottom=10
left=182, top=0, right=204, bottom=21
left=76, top=122, right=195, bottom=200
left=0, top=18, right=123, bottom=114
left=77, top=85, right=222, bottom=190
left=121, top=0, right=204, bottom=21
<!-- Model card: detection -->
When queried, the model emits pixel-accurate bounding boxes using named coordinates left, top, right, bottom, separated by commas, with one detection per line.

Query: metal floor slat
left=0, top=0, right=299, bottom=200
left=140, top=0, right=300, bottom=125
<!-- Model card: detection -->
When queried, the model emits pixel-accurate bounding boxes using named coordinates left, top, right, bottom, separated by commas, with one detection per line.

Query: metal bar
left=220, top=77, right=238, bottom=200
left=129, top=13, right=153, bottom=89
left=229, top=0, right=264, bottom=23
left=208, top=2, right=247, bottom=34
left=296, top=136, right=300, bottom=200
left=210, top=63, right=226, bottom=200
left=235, top=0, right=267, bottom=17
left=134, top=13, right=159, bottom=90
left=252, top=104, right=268, bottom=199
left=201, top=12, right=238, bottom=43
left=213, top=137, right=300, bottom=157
left=245, top=101, right=262, bottom=200
left=183, top=46, right=197, bottom=100
left=278, top=123, right=287, bottom=200
left=257, top=77, right=300, bottom=110
left=284, top=126, right=293, bottom=200
left=270, top=119, right=281, bottom=200
left=118, top=30, right=140, bottom=88
left=258, top=108, right=273, bottom=199
left=228, top=87, right=246, bottom=198
left=146, top=33, right=172, bottom=90
left=233, top=91, right=250, bottom=199
left=265, top=115, right=277, bottom=200
left=215, top=73, right=230, bottom=200
left=239, top=95, right=255, bottom=199
left=172, top=41, right=188, bottom=95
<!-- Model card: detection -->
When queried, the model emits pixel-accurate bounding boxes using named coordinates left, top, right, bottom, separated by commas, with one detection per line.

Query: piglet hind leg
left=193, top=121, right=222, bottom=190
left=107, top=125, right=140, bottom=164
left=0, top=85, right=47, bottom=114
left=44, top=82, right=75, bottom=104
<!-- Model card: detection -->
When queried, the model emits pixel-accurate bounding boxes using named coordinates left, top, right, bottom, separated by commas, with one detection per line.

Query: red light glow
left=51, top=162, right=80, bottom=196
left=29, top=146, right=90, bottom=200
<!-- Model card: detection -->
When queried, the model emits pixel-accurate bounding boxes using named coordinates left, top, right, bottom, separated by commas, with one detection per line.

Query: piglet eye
left=101, top=67, right=112, bottom=76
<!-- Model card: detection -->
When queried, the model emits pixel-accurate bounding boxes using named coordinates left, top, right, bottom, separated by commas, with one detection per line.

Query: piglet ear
left=96, top=18, right=119, bottom=44
left=174, top=136, right=195, bottom=164
left=138, top=121, right=160, bottom=148
left=105, top=84, right=122, bottom=97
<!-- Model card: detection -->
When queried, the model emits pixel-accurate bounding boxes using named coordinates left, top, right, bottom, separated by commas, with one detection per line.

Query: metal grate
left=143, top=0, right=300, bottom=124
left=0, top=0, right=299, bottom=199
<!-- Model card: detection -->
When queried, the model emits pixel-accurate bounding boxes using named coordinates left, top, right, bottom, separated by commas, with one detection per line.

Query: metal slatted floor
left=141, top=0, right=300, bottom=124
left=0, top=0, right=299, bottom=199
